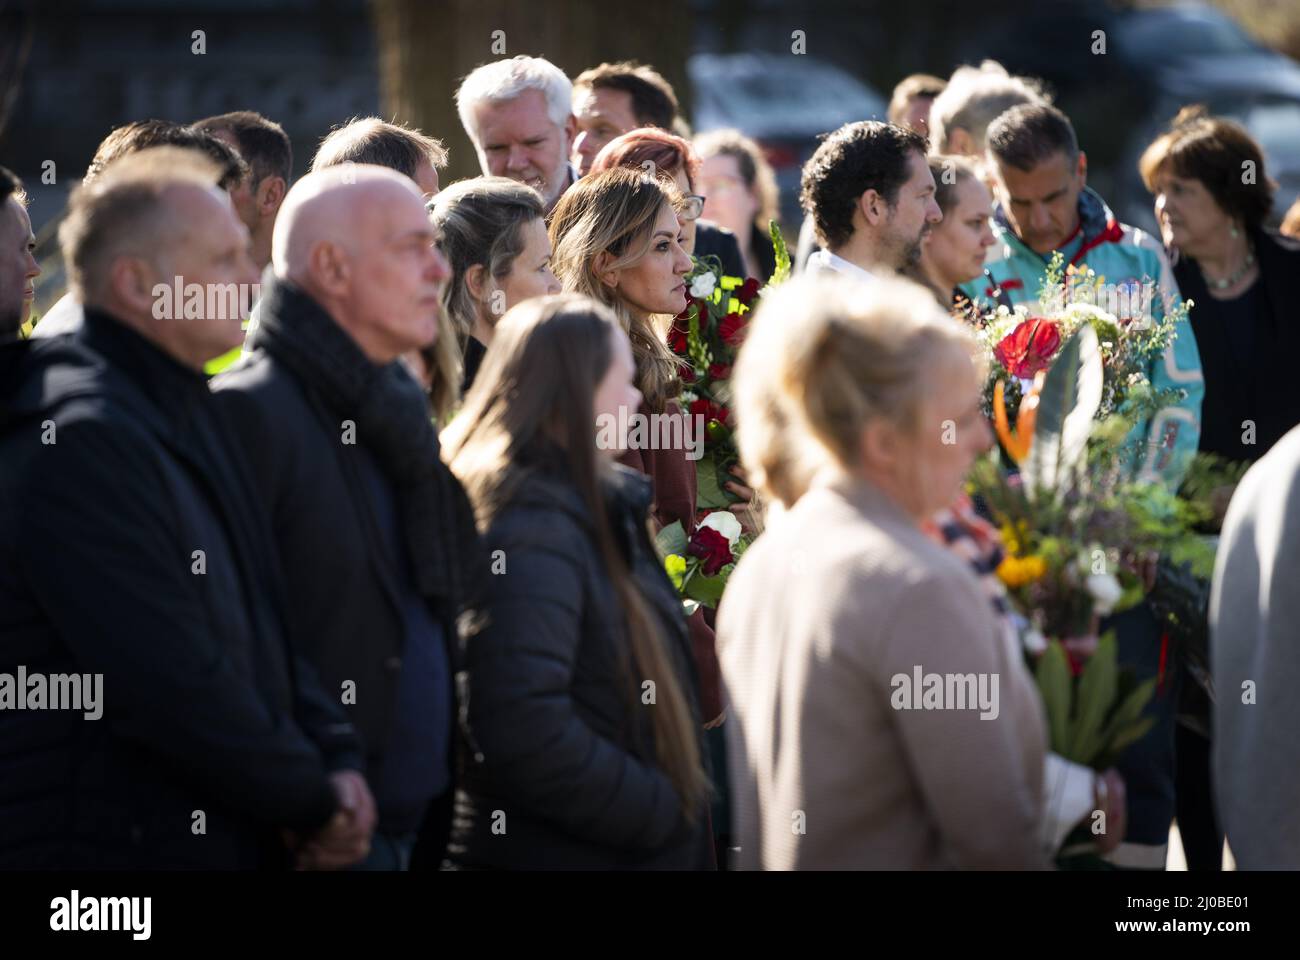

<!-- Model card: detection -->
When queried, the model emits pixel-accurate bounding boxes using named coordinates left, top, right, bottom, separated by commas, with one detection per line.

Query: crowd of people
left=1, top=51, right=1299, bottom=871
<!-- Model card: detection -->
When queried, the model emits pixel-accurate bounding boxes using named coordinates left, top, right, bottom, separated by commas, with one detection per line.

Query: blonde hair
left=928, top=60, right=1047, bottom=156
left=733, top=272, right=976, bottom=508
left=549, top=167, right=683, bottom=413
left=59, top=146, right=223, bottom=303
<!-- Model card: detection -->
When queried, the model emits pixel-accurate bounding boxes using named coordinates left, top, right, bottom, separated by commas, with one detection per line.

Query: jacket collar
left=79, top=306, right=211, bottom=421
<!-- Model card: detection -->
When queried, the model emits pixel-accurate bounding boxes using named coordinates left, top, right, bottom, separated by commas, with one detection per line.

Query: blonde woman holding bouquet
left=719, top=271, right=1049, bottom=869
left=549, top=167, right=728, bottom=731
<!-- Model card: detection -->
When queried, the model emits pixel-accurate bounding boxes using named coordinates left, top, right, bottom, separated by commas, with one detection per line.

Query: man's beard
left=896, top=225, right=929, bottom=272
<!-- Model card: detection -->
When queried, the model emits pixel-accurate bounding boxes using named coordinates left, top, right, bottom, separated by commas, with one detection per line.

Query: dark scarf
left=250, top=275, right=483, bottom=615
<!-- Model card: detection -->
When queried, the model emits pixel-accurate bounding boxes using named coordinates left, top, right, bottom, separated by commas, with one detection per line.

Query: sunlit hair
left=694, top=127, right=780, bottom=230
left=733, top=272, right=977, bottom=508
left=312, top=117, right=448, bottom=180
left=83, top=119, right=247, bottom=191
left=589, top=127, right=701, bottom=191
left=928, top=60, right=1047, bottom=156
left=429, top=176, right=546, bottom=345
left=59, top=147, right=224, bottom=304
left=456, top=55, right=573, bottom=147
left=548, top=166, right=685, bottom=413
left=442, top=293, right=708, bottom=812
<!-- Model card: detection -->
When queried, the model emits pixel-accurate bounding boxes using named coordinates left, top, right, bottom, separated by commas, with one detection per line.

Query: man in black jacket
left=0, top=147, right=374, bottom=869
left=213, top=164, right=480, bottom=870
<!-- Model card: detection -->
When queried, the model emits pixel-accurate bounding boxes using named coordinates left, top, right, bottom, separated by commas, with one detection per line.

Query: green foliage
left=767, top=220, right=791, bottom=287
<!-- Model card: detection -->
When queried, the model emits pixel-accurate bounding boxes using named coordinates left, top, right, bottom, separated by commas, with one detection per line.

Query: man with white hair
left=927, top=60, right=1047, bottom=157
left=213, top=164, right=482, bottom=871
left=456, top=55, right=578, bottom=211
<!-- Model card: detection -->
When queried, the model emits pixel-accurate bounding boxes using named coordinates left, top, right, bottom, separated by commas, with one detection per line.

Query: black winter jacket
left=445, top=464, right=713, bottom=870
left=0, top=313, right=359, bottom=869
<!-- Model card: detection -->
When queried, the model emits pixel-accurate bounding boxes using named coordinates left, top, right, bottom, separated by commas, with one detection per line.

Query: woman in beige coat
left=717, top=272, right=1048, bottom=870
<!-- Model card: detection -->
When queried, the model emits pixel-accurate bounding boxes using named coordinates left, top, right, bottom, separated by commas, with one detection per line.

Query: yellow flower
left=996, top=554, right=1047, bottom=588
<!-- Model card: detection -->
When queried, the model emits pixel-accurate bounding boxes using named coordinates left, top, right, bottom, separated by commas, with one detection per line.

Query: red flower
left=736, top=277, right=761, bottom=304
left=707, top=362, right=732, bottom=380
left=668, top=319, right=689, bottom=355
left=678, top=360, right=695, bottom=383
left=688, top=525, right=734, bottom=576
left=994, top=318, right=1061, bottom=378
left=690, top=397, right=729, bottom=426
left=719, top=311, right=747, bottom=346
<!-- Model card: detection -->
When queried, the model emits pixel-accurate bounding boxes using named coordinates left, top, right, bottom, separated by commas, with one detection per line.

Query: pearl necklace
left=1206, top=249, right=1256, bottom=290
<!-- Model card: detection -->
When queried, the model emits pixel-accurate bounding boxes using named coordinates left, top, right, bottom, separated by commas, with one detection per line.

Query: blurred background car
left=689, top=50, right=888, bottom=228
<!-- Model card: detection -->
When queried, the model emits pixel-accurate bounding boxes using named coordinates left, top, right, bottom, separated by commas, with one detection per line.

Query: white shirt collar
left=808, top=249, right=879, bottom=284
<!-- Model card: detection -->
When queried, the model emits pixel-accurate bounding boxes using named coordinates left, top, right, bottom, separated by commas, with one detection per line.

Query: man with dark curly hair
left=799, top=120, right=940, bottom=282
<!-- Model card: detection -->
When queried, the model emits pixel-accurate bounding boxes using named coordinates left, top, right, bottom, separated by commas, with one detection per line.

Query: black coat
left=1173, top=227, right=1300, bottom=463
left=445, top=465, right=714, bottom=870
left=212, top=338, right=461, bottom=829
left=694, top=221, right=746, bottom=278
left=0, top=312, right=358, bottom=869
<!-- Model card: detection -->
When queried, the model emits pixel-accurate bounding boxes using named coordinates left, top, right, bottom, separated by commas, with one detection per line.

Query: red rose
left=719, top=312, right=747, bottom=346
left=736, top=277, right=761, bottom=304
left=707, top=362, right=732, bottom=380
left=688, top=525, right=734, bottom=576
left=668, top=319, right=689, bottom=355
left=678, top=360, right=695, bottom=383
left=994, top=318, right=1061, bottom=378
left=690, top=397, right=729, bottom=426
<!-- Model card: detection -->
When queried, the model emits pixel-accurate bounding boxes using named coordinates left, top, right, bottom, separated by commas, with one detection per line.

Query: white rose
left=698, top=510, right=742, bottom=548
left=1086, top=573, right=1123, bottom=616
left=689, top=271, right=717, bottom=298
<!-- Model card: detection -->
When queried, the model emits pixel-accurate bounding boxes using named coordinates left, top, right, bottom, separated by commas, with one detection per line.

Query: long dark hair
left=442, top=293, right=708, bottom=814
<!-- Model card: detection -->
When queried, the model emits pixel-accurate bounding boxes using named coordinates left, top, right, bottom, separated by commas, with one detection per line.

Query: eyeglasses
left=678, top=194, right=706, bottom=221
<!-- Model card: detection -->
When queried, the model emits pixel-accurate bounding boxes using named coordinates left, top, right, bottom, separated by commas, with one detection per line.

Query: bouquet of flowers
left=654, top=223, right=790, bottom=608
left=654, top=511, right=749, bottom=614
left=967, top=253, right=1189, bottom=472
left=668, top=221, right=790, bottom=510
left=967, top=325, right=1218, bottom=770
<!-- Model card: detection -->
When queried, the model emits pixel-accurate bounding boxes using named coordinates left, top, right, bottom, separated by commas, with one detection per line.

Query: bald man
left=0, top=147, right=375, bottom=869
left=213, top=164, right=479, bottom=871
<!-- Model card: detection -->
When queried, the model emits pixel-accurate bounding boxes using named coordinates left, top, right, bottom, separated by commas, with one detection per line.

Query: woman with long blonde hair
left=441, top=294, right=712, bottom=870
left=549, top=167, right=727, bottom=734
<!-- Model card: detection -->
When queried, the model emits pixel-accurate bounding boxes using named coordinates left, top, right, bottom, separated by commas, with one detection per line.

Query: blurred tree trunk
left=370, top=0, right=692, bottom=186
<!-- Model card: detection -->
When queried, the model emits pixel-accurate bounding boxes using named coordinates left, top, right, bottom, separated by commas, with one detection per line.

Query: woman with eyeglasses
left=588, top=127, right=747, bottom=279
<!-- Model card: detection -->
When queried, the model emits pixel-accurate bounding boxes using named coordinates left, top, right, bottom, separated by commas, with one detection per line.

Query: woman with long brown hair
left=441, top=294, right=712, bottom=870
left=548, top=167, right=727, bottom=733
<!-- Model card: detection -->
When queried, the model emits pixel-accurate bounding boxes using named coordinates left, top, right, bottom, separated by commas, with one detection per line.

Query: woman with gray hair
left=718, top=271, right=1049, bottom=869
left=429, top=176, right=561, bottom=392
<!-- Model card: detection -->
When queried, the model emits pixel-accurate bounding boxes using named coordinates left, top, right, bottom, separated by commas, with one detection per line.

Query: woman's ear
left=593, top=250, right=619, bottom=291
left=859, top=417, right=900, bottom=473
left=464, top=263, right=489, bottom=302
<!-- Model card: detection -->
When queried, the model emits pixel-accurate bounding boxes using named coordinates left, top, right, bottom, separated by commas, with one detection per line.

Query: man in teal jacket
left=961, top=103, right=1204, bottom=489
left=963, top=102, right=1205, bottom=871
